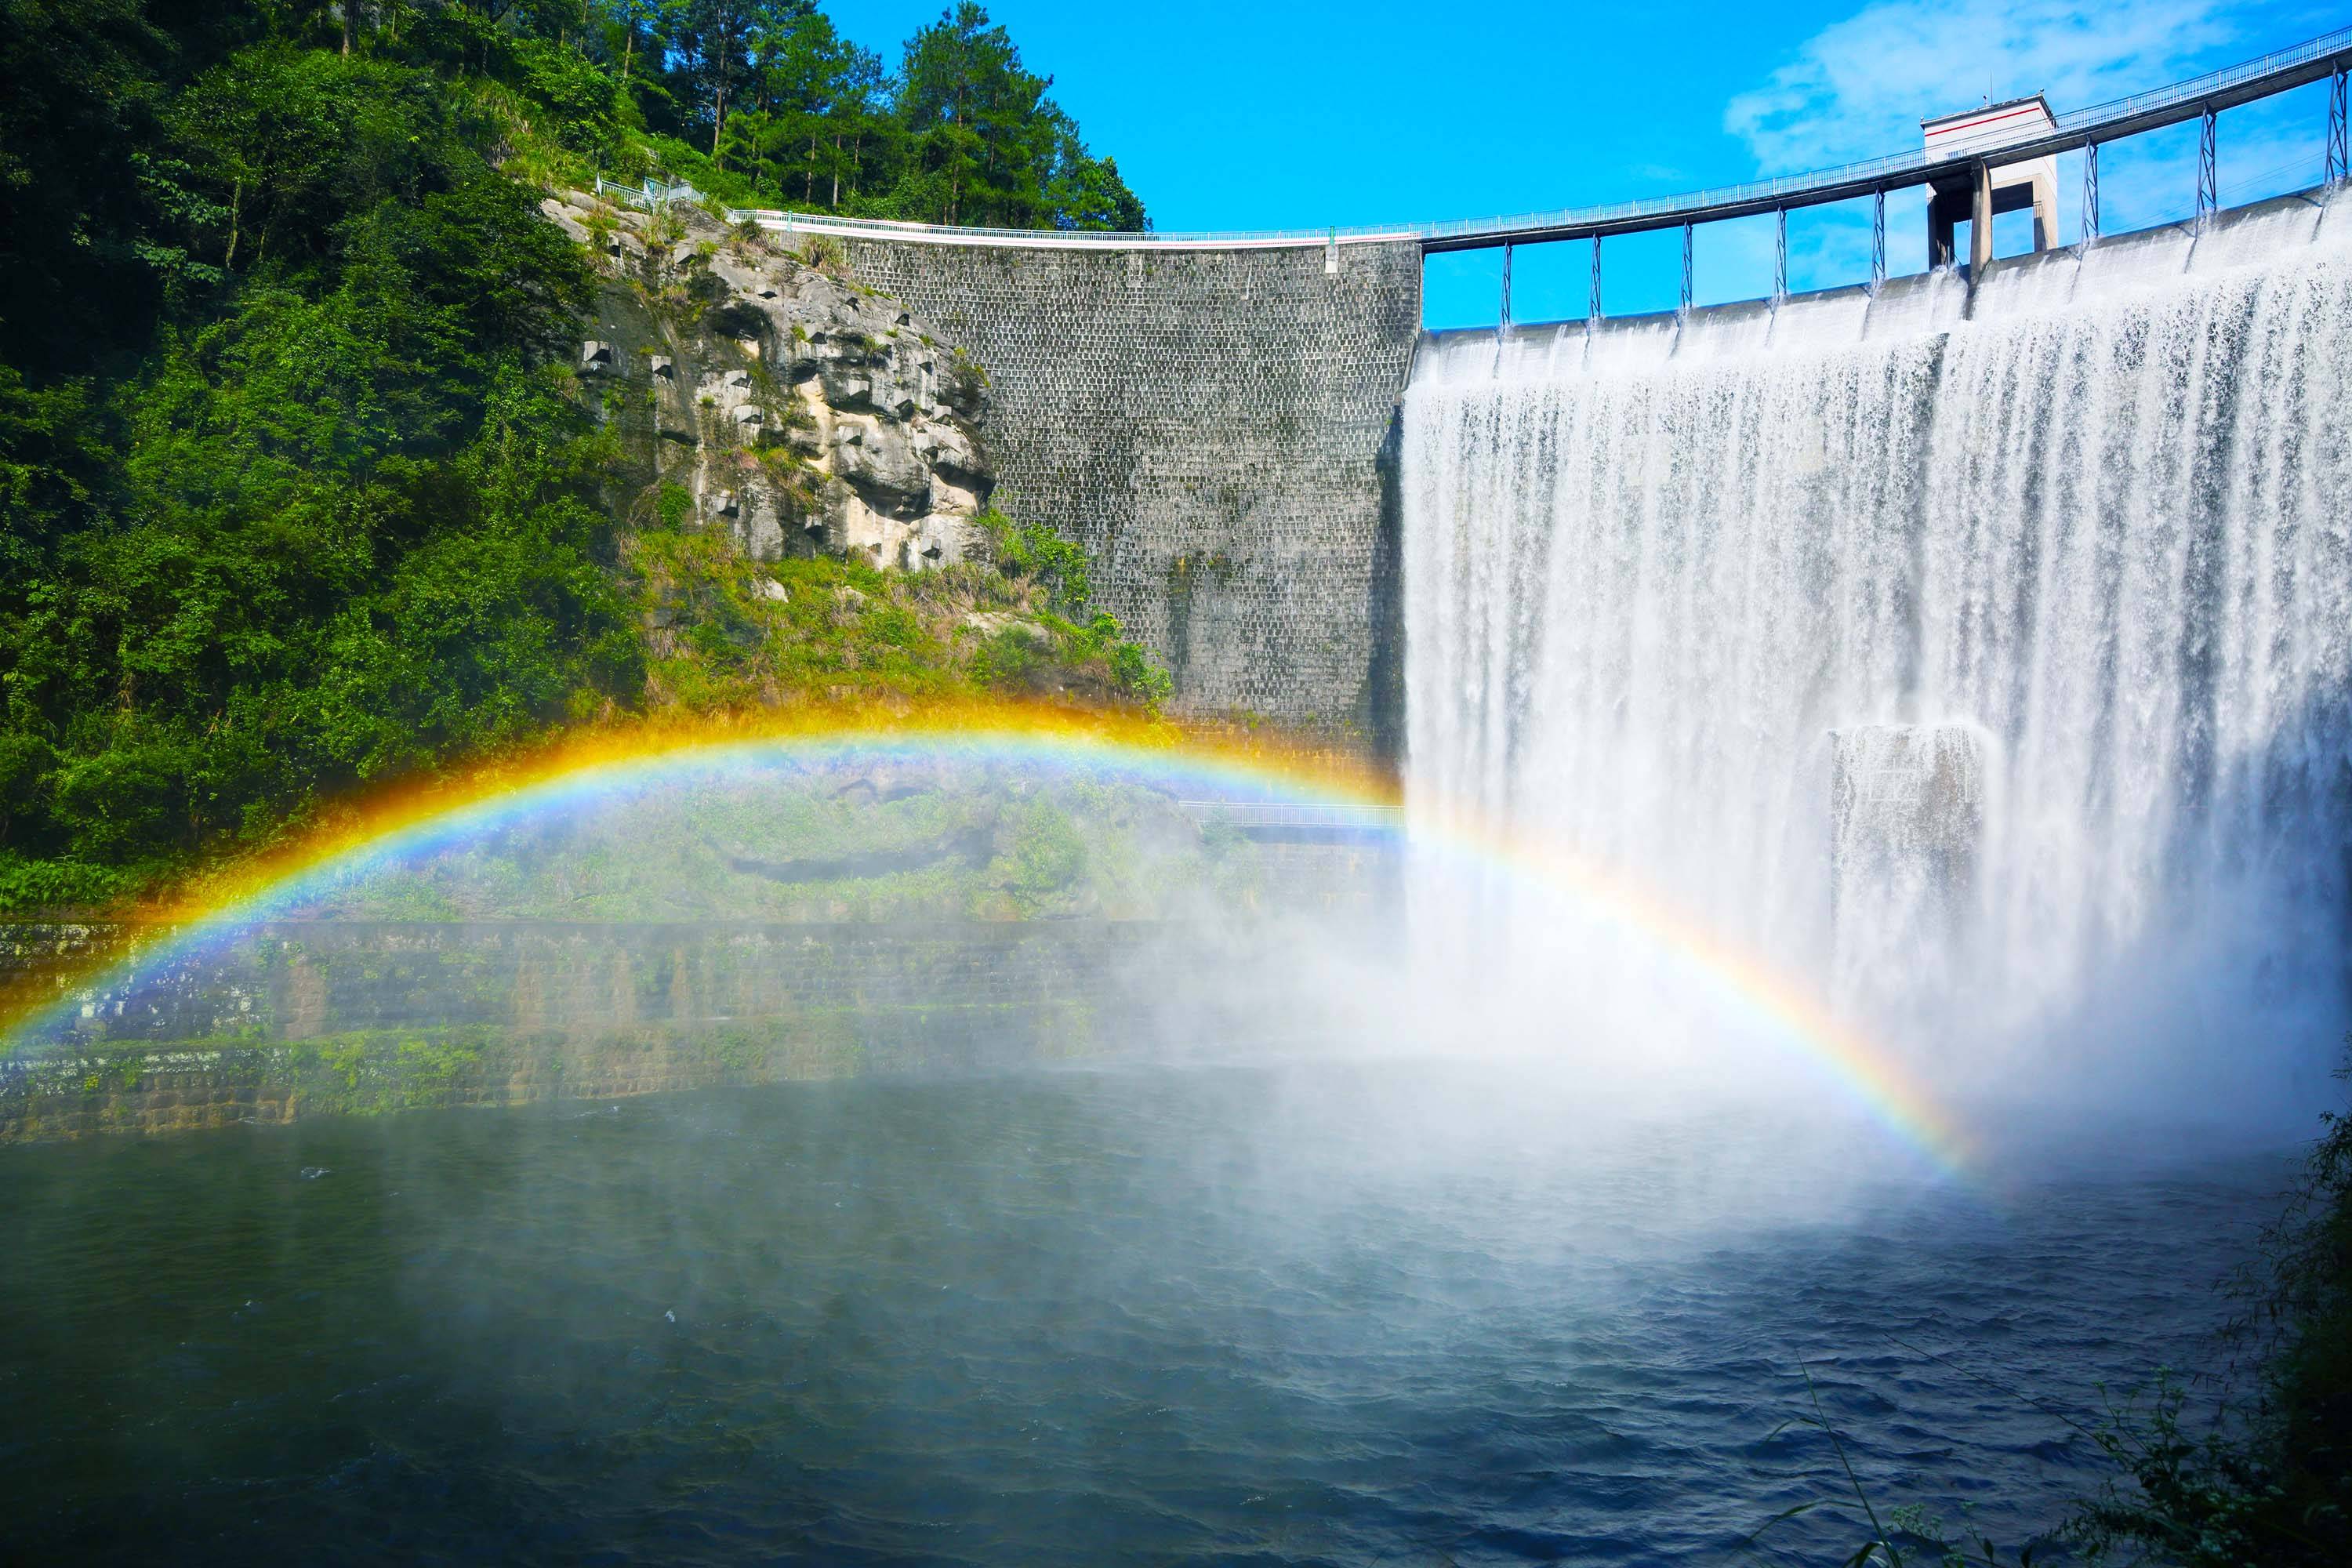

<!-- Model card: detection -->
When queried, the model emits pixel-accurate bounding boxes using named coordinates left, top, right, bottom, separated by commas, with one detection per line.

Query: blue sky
left=829, top=0, right=2347, bottom=325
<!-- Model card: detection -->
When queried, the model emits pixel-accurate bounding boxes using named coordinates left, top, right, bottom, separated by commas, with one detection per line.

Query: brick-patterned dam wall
left=833, top=238, right=1425, bottom=741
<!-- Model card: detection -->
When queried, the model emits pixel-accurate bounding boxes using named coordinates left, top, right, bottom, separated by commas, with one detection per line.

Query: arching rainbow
left=1, top=701, right=1979, bottom=1178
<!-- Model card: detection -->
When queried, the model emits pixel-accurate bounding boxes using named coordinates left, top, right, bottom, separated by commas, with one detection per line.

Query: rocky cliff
left=539, top=190, right=994, bottom=570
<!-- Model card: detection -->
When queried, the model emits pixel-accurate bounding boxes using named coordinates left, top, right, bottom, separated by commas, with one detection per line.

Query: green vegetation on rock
left=626, top=521, right=1167, bottom=713
left=0, top=2, right=1161, bottom=912
left=319, top=759, right=1262, bottom=926
left=1, top=11, right=638, bottom=906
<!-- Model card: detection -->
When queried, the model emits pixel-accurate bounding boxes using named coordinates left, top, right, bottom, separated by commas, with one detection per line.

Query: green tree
left=0, top=0, right=1145, bottom=903
left=0, top=20, right=635, bottom=895
left=878, top=3, right=1144, bottom=230
left=1044, top=114, right=1146, bottom=233
left=894, top=1, right=1050, bottom=226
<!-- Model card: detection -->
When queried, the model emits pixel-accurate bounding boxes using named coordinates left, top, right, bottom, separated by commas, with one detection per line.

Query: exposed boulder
left=817, top=361, right=877, bottom=412
left=914, top=419, right=985, bottom=487
left=832, top=419, right=930, bottom=512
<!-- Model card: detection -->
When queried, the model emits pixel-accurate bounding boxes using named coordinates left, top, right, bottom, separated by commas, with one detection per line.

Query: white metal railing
left=592, top=24, right=2352, bottom=252
left=1412, top=22, right=2352, bottom=245
left=593, top=174, right=1391, bottom=249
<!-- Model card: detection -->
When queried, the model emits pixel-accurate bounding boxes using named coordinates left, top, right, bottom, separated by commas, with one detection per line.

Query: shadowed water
left=0, top=1062, right=2281, bottom=1565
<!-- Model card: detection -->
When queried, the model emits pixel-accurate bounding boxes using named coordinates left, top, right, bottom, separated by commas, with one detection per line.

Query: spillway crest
left=1403, top=199, right=2352, bottom=1095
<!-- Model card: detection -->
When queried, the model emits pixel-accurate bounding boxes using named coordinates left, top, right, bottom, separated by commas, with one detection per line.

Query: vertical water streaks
left=1403, top=201, right=2352, bottom=1094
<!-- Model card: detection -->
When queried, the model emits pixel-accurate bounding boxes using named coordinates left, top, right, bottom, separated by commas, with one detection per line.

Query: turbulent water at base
left=1403, top=198, right=2352, bottom=1103
left=0, top=1070, right=2282, bottom=1565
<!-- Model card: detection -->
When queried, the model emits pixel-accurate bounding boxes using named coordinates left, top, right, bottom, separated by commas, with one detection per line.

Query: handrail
left=593, top=24, right=2352, bottom=253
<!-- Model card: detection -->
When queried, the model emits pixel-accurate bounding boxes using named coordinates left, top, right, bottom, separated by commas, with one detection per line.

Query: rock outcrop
left=540, top=189, right=994, bottom=569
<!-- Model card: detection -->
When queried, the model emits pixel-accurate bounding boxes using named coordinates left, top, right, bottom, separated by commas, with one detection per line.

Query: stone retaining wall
left=0, top=916, right=1396, bottom=1142
left=833, top=238, right=1425, bottom=741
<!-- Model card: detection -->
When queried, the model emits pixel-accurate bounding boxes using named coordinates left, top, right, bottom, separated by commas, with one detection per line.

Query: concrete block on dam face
left=1830, top=724, right=1987, bottom=980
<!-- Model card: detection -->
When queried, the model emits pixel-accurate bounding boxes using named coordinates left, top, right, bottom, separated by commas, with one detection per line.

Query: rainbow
left=1, top=701, right=1980, bottom=1178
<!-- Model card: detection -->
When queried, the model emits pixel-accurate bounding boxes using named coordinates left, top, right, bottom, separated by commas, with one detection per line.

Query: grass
left=622, top=509, right=1171, bottom=714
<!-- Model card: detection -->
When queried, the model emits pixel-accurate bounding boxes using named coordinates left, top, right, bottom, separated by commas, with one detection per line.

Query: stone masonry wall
left=832, top=238, right=1425, bottom=741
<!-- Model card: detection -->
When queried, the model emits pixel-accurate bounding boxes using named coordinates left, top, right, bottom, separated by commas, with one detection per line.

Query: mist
left=1402, top=191, right=2352, bottom=1156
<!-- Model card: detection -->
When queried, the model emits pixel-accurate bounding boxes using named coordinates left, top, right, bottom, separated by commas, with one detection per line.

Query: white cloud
left=1724, top=0, right=2273, bottom=172
left=1694, top=0, right=2339, bottom=292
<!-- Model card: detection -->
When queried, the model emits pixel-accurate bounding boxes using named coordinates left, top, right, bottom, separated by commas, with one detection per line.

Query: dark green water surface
left=0, top=1064, right=2279, bottom=1564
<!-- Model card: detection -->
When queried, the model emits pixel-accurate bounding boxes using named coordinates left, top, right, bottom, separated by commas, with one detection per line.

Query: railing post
left=1589, top=236, right=1603, bottom=326
left=2196, top=105, right=2219, bottom=230
left=1773, top=207, right=1788, bottom=305
left=1679, top=222, right=1694, bottom=314
left=2329, top=65, right=2349, bottom=187
left=1869, top=189, right=1886, bottom=293
left=1500, top=241, right=1513, bottom=332
left=2082, top=141, right=2100, bottom=245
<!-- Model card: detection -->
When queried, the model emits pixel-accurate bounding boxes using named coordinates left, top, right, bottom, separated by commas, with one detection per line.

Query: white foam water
left=1403, top=194, right=2352, bottom=1121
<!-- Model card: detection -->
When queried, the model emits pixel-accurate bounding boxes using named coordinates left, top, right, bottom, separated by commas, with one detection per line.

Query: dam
left=19, top=74, right=2348, bottom=1126
left=636, top=25, right=2352, bottom=752
left=18, top=24, right=2352, bottom=1104
left=9, top=14, right=2352, bottom=1565
left=583, top=29, right=2350, bottom=1087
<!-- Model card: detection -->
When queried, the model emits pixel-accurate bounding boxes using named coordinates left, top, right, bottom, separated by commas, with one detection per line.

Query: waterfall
left=1402, top=197, right=2352, bottom=1103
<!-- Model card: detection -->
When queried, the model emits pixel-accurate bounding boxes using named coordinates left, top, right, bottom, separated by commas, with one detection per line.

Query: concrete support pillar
left=2027, top=161, right=2060, bottom=250
left=1971, top=161, right=1995, bottom=274
left=1927, top=181, right=1967, bottom=269
left=1926, top=150, right=2061, bottom=270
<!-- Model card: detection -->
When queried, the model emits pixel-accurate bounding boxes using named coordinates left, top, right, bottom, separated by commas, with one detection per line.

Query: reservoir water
left=0, top=1062, right=2280, bottom=1565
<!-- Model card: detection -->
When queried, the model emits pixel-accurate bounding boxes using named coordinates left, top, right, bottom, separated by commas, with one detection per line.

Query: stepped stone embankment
left=0, top=897, right=1403, bottom=1142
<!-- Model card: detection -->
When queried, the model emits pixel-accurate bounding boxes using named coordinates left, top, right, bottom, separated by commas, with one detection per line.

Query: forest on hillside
left=590, top=0, right=1149, bottom=230
left=0, top=0, right=1150, bottom=909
